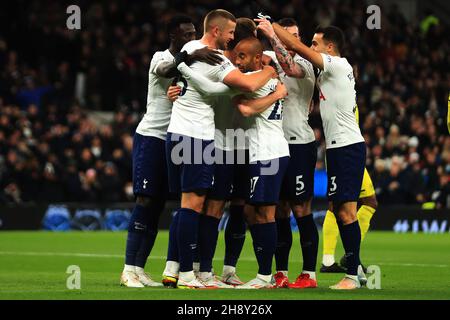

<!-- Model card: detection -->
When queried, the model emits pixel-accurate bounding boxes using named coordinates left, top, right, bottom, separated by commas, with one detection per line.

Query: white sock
left=179, top=271, right=195, bottom=282
left=198, top=271, right=213, bottom=280
left=322, top=254, right=335, bottom=267
left=222, top=265, right=236, bottom=276
left=123, top=264, right=136, bottom=273
left=163, top=261, right=179, bottom=276
left=345, top=274, right=359, bottom=283
left=301, top=271, right=316, bottom=280
left=257, top=273, right=272, bottom=283
left=277, top=270, right=288, bottom=277
left=193, top=262, right=200, bottom=273
left=357, top=265, right=365, bottom=276
left=135, top=266, right=146, bottom=275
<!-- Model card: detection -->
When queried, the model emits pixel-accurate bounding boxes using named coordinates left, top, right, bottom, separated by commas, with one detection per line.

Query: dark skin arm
left=155, top=47, right=223, bottom=78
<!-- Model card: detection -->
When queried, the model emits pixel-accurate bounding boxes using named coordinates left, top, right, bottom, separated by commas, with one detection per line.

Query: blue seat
left=104, top=209, right=131, bottom=231
left=42, top=205, right=71, bottom=231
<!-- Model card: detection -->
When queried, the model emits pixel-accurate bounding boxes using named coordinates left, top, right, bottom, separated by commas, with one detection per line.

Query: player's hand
left=261, top=54, right=273, bottom=66
left=254, top=17, right=275, bottom=39
left=274, top=82, right=288, bottom=100
left=187, top=47, right=223, bottom=66
left=167, top=85, right=181, bottom=102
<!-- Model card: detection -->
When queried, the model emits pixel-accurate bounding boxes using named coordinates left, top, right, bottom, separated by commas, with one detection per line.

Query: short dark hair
left=166, top=15, right=193, bottom=35
left=315, top=25, right=345, bottom=54
left=277, top=18, right=298, bottom=28
left=228, top=17, right=257, bottom=50
left=203, top=9, right=236, bottom=32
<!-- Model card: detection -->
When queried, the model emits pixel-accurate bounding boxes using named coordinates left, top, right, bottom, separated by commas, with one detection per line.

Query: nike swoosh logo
left=296, top=191, right=306, bottom=196
left=328, top=192, right=336, bottom=196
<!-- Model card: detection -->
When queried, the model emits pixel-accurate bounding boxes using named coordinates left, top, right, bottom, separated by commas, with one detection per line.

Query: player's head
left=203, top=9, right=236, bottom=50
left=166, top=15, right=196, bottom=52
left=234, top=37, right=264, bottom=73
left=311, top=25, right=345, bottom=56
left=277, top=18, right=300, bottom=57
left=227, top=18, right=257, bottom=51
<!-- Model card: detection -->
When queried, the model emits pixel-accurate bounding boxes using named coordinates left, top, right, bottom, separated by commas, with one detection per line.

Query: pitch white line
left=0, top=251, right=448, bottom=268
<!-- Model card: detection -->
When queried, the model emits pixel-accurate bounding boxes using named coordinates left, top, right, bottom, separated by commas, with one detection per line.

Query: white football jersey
left=167, top=40, right=236, bottom=140
left=317, top=53, right=365, bottom=149
left=136, top=49, right=174, bottom=140
left=264, top=51, right=316, bottom=145
left=245, top=73, right=289, bottom=162
left=213, top=95, right=254, bottom=151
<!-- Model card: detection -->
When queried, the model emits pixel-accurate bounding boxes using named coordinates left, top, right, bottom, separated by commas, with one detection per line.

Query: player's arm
left=177, top=62, right=237, bottom=96
left=234, top=82, right=287, bottom=117
left=223, top=65, right=276, bottom=93
left=257, top=19, right=305, bottom=78
left=262, top=21, right=324, bottom=70
left=155, top=47, right=223, bottom=78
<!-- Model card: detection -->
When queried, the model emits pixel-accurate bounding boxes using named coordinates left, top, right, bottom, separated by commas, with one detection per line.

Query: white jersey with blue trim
left=317, top=53, right=365, bottom=149
left=167, top=40, right=236, bottom=140
left=245, top=72, right=289, bottom=162
left=136, top=49, right=174, bottom=140
left=264, top=51, right=316, bottom=145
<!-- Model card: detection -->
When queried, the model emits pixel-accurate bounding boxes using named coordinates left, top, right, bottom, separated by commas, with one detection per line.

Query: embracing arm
left=155, top=47, right=224, bottom=78
left=234, top=82, right=287, bottom=117
left=177, top=62, right=237, bottom=96
left=223, top=65, right=276, bottom=92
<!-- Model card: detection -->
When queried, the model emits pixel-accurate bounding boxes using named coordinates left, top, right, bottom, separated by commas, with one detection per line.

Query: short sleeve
left=210, top=56, right=236, bottom=82
left=149, top=52, right=168, bottom=74
left=320, top=53, right=343, bottom=76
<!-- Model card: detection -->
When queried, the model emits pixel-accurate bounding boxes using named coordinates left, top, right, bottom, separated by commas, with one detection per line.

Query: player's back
left=245, top=73, right=289, bottom=162
left=168, top=40, right=235, bottom=141
left=264, top=51, right=316, bottom=144
left=317, top=54, right=364, bottom=149
left=136, top=50, right=174, bottom=140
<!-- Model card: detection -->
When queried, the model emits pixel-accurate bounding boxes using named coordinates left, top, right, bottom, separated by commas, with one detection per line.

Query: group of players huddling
left=120, top=8, right=378, bottom=290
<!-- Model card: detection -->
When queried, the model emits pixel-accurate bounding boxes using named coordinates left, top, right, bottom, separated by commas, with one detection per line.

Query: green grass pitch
left=0, top=231, right=449, bottom=300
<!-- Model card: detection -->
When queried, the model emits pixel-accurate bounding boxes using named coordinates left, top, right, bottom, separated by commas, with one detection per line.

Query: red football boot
left=288, top=273, right=317, bottom=289
left=274, top=272, right=289, bottom=288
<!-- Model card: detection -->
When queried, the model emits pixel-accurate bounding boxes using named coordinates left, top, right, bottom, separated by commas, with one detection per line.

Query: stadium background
left=0, top=0, right=448, bottom=230
left=0, top=0, right=449, bottom=301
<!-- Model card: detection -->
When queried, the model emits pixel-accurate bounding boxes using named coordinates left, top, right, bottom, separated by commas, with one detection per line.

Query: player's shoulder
left=181, top=40, right=206, bottom=53
left=151, top=49, right=172, bottom=63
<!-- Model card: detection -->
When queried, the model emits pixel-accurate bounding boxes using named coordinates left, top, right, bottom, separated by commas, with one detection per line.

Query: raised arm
left=256, top=19, right=305, bottom=78
left=223, top=65, right=276, bottom=92
left=234, top=82, right=287, bottom=117
left=271, top=22, right=325, bottom=70
left=155, top=47, right=224, bottom=78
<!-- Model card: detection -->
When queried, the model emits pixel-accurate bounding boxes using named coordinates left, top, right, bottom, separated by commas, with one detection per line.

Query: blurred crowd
left=0, top=0, right=449, bottom=207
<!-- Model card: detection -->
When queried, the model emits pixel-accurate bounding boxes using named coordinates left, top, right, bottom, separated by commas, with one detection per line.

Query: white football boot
left=235, top=274, right=275, bottom=289
left=120, top=271, right=144, bottom=288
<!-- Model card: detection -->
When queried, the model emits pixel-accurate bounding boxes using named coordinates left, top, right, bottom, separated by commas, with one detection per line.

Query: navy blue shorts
left=248, top=156, right=289, bottom=205
left=280, top=142, right=317, bottom=203
left=231, top=149, right=250, bottom=200
left=132, top=133, right=168, bottom=198
left=166, top=132, right=215, bottom=194
left=326, top=142, right=366, bottom=202
left=207, top=148, right=250, bottom=200
left=208, top=148, right=234, bottom=200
